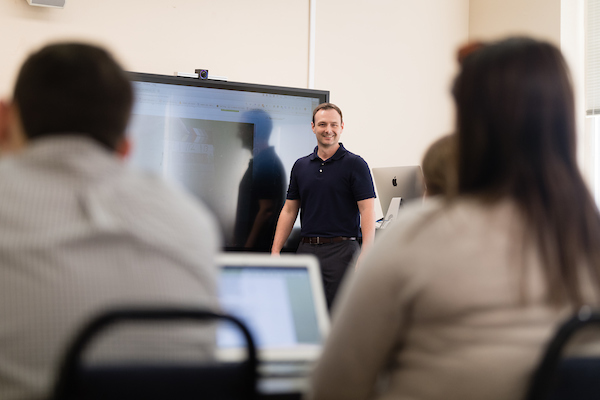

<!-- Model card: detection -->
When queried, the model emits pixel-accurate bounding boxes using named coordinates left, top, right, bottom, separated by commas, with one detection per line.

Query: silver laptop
left=215, top=253, right=329, bottom=371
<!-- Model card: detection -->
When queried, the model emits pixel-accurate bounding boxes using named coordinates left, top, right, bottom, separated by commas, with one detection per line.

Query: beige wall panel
left=0, top=0, right=309, bottom=97
left=469, top=0, right=561, bottom=45
left=314, top=1, right=469, bottom=186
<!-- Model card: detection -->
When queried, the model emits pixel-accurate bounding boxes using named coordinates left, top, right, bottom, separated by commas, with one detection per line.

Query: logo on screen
left=392, top=176, right=397, bottom=187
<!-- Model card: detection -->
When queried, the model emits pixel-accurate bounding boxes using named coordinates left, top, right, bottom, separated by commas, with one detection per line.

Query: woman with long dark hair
left=309, top=37, right=600, bottom=400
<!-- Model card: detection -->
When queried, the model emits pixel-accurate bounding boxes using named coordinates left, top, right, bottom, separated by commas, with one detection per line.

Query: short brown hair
left=422, top=134, right=455, bottom=196
left=13, top=42, right=133, bottom=151
left=312, top=103, right=343, bottom=124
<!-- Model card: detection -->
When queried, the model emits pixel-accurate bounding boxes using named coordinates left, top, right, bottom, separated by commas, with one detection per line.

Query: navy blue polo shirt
left=286, top=143, right=376, bottom=238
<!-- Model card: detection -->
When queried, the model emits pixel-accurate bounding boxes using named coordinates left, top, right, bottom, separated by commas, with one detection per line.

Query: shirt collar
left=309, top=143, right=348, bottom=161
left=19, top=135, right=121, bottom=178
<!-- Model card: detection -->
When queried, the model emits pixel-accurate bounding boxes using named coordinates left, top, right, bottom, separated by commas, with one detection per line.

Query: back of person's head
left=13, top=42, right=133, bottom=151
left=453, top=37, right=576, bottom=197
left=452, top=37, right=600, bottom=306
left=421, top=134, right=455, bottom=197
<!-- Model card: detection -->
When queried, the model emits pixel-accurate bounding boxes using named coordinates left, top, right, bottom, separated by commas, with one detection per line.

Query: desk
left=259, top=375, right=307, bottom=399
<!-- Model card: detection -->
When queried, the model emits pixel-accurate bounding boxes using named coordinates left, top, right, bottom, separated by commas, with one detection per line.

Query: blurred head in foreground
left=0, top=42, right=133, bottom=155
left=453, top=37, right=600, bottom=306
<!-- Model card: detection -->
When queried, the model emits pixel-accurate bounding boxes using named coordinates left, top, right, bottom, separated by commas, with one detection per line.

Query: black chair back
left=526, top=307, right=600, bottom=400
left=51, top=308, right=258, bottom=400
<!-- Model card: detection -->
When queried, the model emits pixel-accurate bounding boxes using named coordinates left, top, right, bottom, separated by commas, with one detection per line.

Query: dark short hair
left=13, top=42, right=133, bottom=150
left=312, top=102, right=343, bottom=124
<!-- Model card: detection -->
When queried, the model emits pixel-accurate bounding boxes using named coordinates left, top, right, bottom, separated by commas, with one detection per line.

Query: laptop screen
left=215, top=253, right=329, bottom=361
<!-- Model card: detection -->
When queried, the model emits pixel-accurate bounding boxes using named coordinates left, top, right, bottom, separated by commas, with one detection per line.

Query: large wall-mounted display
left=126, top=73, right=329, bottom=252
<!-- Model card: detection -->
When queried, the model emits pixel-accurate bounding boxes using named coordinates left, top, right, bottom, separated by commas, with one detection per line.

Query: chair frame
left=51, top=308, right=258, bottom=400
left=526, top=306, right=600, bottom=400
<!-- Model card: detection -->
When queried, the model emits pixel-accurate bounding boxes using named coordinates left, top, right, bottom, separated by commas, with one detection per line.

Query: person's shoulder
left=118, top=168, right=215, bottom=223
left=381, top=198, right=444, bottom=235
left=296, top=153, right=314, bottom=162
left=0, top=152, right=24, bottom=176
left=291, top=152, right=314, bottom=169
left=342, top=147, right=360, bottom=158
left=378, top=196, right=517, bottom=248
left=373, top=197, right=466, bottom=253
left=123, top=168, right=203, bottom=206
left=341, top=147, right=369, bottom=166
left=360, top=198, right=454, bottom=284
left=113, top=168, right=222, bottom=247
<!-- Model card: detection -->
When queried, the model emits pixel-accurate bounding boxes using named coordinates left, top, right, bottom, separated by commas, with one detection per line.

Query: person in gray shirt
left=0, top=42, right=220, bottom=400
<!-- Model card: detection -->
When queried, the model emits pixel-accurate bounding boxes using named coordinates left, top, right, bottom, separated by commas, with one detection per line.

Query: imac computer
left=372, top=166, right=425, bottom=229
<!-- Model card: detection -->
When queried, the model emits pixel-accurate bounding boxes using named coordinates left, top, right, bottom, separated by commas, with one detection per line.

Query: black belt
left=301, top=236, right=357, bottom=245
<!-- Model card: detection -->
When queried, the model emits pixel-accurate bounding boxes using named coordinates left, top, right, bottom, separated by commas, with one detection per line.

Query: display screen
left=126, top=73, right=329, bottom=251
left=217, top=266, right=322, bottom=349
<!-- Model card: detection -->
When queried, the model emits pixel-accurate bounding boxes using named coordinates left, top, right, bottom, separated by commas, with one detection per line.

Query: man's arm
left=271, top=199, right=301, bottom=255
left=356, top=197, right=376, bottom=267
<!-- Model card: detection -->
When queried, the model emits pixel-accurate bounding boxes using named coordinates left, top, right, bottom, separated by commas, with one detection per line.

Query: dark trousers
left=297, top=240, right=361, bottom=311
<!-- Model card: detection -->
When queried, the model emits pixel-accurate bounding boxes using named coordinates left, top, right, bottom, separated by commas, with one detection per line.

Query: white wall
left=0, top=0, right=581, bottom=212
left=469, top=0, right=561, bottom=44
left=469, top=0, right=591, bottom=186
left=0, top=0, right=471, bottom=218
left=314, top=0, right=469, bottom=170
left=561, top=0, right=588, bottom=184
left=0, top=0, right=310, bottom=96
left=314, top=1, right=470, bottom=217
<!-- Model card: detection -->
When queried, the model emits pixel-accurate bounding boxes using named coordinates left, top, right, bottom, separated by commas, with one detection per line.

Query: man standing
left=271, top=103, right=376, bottom=310
left=0, top=43, right=220, bottom=400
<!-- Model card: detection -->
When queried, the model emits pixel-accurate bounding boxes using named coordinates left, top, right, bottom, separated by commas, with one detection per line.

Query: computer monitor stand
left=379, top=197, right=403, bottom=230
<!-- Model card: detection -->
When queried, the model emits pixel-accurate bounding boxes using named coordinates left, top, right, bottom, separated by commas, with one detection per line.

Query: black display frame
left=127, top=72, right=330, bottom=253
left=127, top=72, right=329, bottom=104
